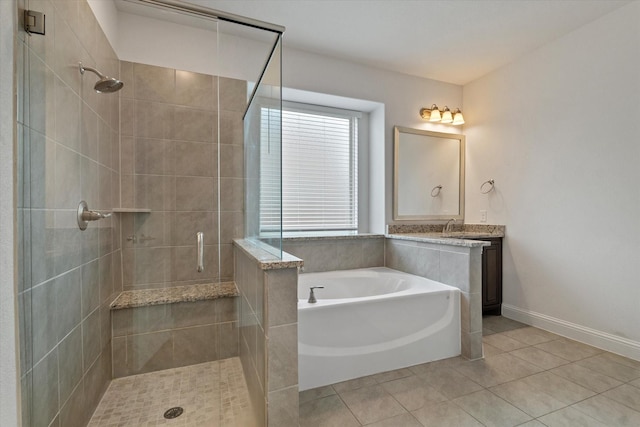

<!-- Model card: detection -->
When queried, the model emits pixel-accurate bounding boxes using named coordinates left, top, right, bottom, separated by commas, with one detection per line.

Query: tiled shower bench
left=109, top=282, right=239, bottom=377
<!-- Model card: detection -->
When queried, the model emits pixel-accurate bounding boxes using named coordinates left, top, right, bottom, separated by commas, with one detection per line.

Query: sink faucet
left=443, top=218, right=456, bottom=234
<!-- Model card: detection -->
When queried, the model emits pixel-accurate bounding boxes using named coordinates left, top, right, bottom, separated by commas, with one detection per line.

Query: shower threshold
left=88, top=357, right=255, bottom=426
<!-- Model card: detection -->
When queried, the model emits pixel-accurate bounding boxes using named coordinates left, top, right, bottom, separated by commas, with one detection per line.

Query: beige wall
left=463, top=1, right=640, bottom=358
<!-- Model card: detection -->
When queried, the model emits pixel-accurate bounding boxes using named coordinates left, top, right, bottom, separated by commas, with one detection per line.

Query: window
left=260, top=102, right=359, bottom=234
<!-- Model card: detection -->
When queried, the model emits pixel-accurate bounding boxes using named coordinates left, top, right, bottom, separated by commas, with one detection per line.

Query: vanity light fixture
left=419, top=104, right=465, bottom=125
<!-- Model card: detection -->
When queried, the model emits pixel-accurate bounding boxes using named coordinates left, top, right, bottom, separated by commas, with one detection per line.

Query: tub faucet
left=443, top=218, right=456, bottom=234
left=308, top=286, right=324, bottom=303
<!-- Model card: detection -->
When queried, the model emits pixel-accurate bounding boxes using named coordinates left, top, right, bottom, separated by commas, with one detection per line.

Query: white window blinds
left=260, top=103, right=359, bottom=233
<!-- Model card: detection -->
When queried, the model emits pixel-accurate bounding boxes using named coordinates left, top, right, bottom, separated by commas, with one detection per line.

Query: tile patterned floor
left=300, top=316, right=640, bottom=427
left=88, top=357, right=254, bottom=427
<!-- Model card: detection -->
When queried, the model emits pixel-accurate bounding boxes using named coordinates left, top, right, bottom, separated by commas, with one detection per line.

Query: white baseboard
left=501, top=304, right=640, bottom=362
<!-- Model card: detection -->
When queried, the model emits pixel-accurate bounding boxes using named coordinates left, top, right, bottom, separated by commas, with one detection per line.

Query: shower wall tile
left=54, top=143, right=81, bottom=209
left=20, top=2, right=119, bottom=426
left=77, top=0, right=97, bottom=56
left=220, top=243, right=235, bottom=281
left=53, top=9, right=83, bottom=93
left=120, top=98, right=134, bottom=136
left=173, top=325, right=218, bottom=367
left=80, top=156, right=98, bottom=208
left=55, top=268, right=82, bottom=341
left=32, top=280, right=58, bottom=360
left=175, top=70, right=215, bottom=110
left=267, top=324, right=298, bottom=391
left=134, top=100, right=171, bottom=139
left=126, top=331, right=174, bottom=374
left=119, top=61, right=134, bottom=99
left=80, top=102, right=98, bottom=159
left=219, top=77, right=247, bottom=112
left=268, top=386, right=299, bottom=427
left=134, top=63, right=176, bottom=103
left=32, top=348, right=59, bottom=427
left=29, top=129, right=56, bottom=209
left=220, top=211, right=243, bottom=244
left=171, top=245, right=218, bottom=282
left=173, top=140, right=216, bottom=177
left=120, top=136, right=134, bottom=175
left=52, top=0, right=79, bottom=42
left=134, top=137, right=171, bottom=175
left=59, top=381, right=88, bottom=427
left=54, top=77, right=81, bottom=152
left=218, top=321, right=239, bottom=359
left=171, top=211, right=217, bottom=246
left=134, top=175, right=175, bottom=210
left=58, top=326, right=82, bottom=406
left=83, top=352, right=111, bottom=417
left=82, top=309, right=101, bottom=371
left=220, top=143, right=244, bottom=178
left=220, top=110, right=244, bottom=145
left=53, top=210, right=83, bottom=274
left=97, top=119, right=112, bottom=169
left=265, top=269, right=298, bottom=327
left=220, top=177, right=244, bottom=211
left=171, top=106, right=216, bottom=142
left=175, top=176, right=216, bottom=211
left=28, top=51, right=55, bottom=137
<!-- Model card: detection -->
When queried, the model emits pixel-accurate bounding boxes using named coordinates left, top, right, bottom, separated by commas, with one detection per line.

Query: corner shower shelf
left=111, top=208, right=152, bottom=213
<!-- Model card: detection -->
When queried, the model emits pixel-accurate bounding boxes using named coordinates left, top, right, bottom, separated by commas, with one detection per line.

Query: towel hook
left=480, top=179, right=495, bottom=194
left=430, top=185, right=442, bottom=197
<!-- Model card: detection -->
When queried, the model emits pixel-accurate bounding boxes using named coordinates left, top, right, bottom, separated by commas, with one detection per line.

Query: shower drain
left=163, top=407, right=184, bottom=419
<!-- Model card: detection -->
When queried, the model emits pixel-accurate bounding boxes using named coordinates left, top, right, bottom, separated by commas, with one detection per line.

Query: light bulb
left=452, top=108, right=465, bottom=125
left=441, top=106, right=453, bottom=123
left=428, top=104, right=441, bottom=122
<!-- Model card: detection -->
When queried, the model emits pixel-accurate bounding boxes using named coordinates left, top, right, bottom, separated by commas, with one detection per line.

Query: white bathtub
left=298, top=267, right=460, bottom=391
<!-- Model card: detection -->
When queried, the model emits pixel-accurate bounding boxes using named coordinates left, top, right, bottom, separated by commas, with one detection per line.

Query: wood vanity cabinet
left=480, top=237, right=502, bottom=315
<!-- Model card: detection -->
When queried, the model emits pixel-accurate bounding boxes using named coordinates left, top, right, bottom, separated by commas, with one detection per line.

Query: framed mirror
left=393, top=127, right=465, bottom=220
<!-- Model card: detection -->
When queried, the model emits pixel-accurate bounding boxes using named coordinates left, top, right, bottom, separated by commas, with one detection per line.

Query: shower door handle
left=196, top=232, right=204, bottom=272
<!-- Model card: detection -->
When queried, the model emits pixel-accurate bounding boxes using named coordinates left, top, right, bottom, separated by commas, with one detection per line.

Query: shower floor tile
left=88, top=357, right=254, bottom=427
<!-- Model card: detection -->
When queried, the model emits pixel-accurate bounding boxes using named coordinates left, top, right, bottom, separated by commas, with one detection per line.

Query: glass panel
left=18, top=1, right=283, bottom=425
left=244, top=36, right=283, bottom=257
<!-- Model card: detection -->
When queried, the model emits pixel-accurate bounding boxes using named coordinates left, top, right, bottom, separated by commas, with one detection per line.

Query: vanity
left=392, top=126, right=504, bottom=318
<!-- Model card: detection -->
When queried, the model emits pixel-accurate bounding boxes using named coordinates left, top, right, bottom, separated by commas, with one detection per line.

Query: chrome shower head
left=79, top=62, right=124, bottom=93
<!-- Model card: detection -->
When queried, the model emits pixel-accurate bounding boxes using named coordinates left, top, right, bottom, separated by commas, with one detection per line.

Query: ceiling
left=171, top=0, right=631, bottom=85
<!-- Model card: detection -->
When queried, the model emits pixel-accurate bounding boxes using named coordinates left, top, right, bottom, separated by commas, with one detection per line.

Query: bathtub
left=298, top=267, right=460, bottom=391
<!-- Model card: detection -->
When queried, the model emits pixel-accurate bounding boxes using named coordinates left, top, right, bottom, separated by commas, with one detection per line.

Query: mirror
left=393, top=127, right=465, bottom=220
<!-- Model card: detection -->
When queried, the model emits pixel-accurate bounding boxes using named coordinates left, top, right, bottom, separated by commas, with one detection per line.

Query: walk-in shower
left=17, top=0, right=283, bottom=425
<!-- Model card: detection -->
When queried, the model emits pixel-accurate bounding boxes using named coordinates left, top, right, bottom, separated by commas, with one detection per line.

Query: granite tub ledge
left=233, top=238, right=304, bottom=270
left=110, top=282, right=239, bottom=310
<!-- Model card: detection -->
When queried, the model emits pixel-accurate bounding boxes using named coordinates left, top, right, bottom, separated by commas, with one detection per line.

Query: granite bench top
left=110, top=282, right=239, bottom=310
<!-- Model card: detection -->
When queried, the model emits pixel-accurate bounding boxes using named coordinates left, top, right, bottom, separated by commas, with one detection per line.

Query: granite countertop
left=385, top=233, right=491, bottom=247
left=385, top=224, right=505, bottom=247
left=110, top=282, right=239, bottom=310
left=233, top=239, right=304, bottom=270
